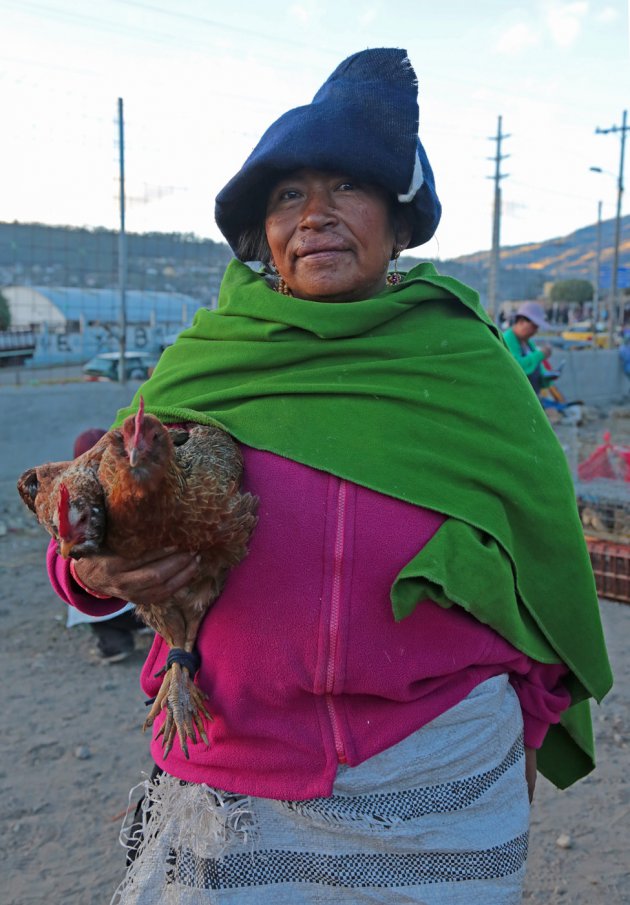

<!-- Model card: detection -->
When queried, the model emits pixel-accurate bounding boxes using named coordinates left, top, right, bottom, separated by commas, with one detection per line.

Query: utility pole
left=117, top=97, right=127, bottom=384
left=596, top=109, right=628, bottom=347
left=593, top=199, right=602, bottom=324
left=487, top=115, right=510, bottom=324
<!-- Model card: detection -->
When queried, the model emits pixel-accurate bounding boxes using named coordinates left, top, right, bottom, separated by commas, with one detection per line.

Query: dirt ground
left=1, top=380, right=629, bottom=904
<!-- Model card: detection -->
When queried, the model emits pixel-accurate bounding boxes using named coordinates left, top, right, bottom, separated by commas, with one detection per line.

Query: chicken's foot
left=144, top=657, right=212, bottom=759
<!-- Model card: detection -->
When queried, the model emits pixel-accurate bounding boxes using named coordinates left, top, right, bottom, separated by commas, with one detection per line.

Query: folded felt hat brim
left=215, top=125, right=440, bottom=253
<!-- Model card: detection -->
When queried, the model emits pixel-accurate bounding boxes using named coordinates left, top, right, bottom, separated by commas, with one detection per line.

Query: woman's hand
left=525, top=746, right=537, bottom=803
left=72, top=548, right=200, bottom=606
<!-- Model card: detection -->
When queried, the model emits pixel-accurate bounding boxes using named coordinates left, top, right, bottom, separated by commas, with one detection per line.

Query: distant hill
left=402, top=214, right=630, bottom=304
left=0, top=222, right=232, bottom=307
left=398, top=254, right=546, bottom=305
left=454, top=214, right=629, bottom=278
left=1, top=214, right=628, bottom=306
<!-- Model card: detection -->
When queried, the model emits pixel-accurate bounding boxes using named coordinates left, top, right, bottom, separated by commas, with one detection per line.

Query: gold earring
left=276, top=276, right=293, bottom=296
left=386, top=247, right=403, bottom=285
left=269, top=261, right=293, bottom=296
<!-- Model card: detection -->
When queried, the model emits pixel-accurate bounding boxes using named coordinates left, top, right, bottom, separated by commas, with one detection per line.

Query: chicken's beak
left=58, top=538, right=75, bottom=558
left=129, top=446, right=139, bottom=468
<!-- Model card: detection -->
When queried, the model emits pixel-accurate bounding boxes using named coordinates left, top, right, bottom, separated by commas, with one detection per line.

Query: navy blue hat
left=215, top=48, right=441, bottom=256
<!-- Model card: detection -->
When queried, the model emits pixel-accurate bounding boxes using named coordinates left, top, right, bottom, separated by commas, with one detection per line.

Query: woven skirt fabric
left=112, top=675, right=529, bottom=905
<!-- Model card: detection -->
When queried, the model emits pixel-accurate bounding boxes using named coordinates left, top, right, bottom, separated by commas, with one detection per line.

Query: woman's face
left=265, top=169, right=405, bottom=302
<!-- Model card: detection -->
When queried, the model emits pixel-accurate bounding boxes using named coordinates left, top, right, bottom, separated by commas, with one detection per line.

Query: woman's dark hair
left=236, top=223, right=272, bottom=265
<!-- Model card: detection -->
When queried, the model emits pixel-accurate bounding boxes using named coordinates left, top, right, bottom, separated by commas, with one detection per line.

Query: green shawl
left=116, top=259, right=612, bottom=788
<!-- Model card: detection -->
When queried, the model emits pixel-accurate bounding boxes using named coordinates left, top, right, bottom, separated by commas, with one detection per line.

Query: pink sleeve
left=46, top=538, right=127, bottom=618
left=509, top=660, right=571, bottom=749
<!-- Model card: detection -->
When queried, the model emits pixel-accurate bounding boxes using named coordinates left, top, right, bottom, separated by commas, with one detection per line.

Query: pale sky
left=1, top=0, right=628, bottom=260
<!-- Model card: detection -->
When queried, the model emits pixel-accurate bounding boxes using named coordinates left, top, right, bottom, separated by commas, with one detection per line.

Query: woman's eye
left=278, top=188, right=301, bottom=201
left=337, top=181, right=356, bottom=191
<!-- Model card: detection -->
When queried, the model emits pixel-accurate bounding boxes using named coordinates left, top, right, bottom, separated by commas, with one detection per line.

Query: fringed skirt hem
left=112, top=675, right=529, bottom=904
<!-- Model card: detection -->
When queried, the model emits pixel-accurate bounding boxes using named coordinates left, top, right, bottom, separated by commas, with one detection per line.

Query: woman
left=503, top=302, right=555, bottom=395
left=49, top=49, right=611, bottom=903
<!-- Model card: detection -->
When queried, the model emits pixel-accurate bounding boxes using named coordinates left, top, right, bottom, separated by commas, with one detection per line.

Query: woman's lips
left=295, top=245, right=348, bottom=262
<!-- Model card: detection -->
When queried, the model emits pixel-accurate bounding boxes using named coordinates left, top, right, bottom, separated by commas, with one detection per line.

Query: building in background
left=2, top=286, right=198, bottom=365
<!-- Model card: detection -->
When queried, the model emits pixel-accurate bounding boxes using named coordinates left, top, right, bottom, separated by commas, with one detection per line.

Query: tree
left=0, top=291, right=10, bottom=330
left=549, top=279, right=594, bottom=304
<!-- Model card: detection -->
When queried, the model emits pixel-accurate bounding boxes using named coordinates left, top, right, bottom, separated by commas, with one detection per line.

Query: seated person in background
left=503, top=302, right=554, bottom=394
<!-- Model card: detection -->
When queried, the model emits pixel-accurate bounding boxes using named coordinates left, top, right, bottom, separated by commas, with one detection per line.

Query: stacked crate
left=553, top=421, right=630, bottom=603
left=585, top=539, right=630, bottom=605
left=575, top=479, right=630, bottom=604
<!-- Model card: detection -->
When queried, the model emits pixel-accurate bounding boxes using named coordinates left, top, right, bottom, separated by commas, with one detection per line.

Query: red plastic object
left=578, top=432, right=630, bottom=482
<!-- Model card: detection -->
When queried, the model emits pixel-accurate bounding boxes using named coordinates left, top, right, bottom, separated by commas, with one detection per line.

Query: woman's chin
left=288, top=267, right=385, bottom=303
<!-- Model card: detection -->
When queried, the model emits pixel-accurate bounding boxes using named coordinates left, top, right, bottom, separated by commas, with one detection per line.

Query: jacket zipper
left=326, top=478, right=347, bottom=763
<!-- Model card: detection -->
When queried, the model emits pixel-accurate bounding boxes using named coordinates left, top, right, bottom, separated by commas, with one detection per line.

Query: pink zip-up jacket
left=48, top=445, right=570, bottom=800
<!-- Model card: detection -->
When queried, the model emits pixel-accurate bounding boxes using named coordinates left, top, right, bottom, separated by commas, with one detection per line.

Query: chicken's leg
left=144, top=650, right=212, bottom=759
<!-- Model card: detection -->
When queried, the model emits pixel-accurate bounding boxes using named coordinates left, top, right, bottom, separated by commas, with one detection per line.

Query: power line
left=0, top=0, right=343, bottom=61
left=108, top=0, right=334, bottom=53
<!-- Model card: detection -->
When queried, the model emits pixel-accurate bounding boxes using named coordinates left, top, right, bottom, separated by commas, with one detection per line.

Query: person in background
left=503, top=301, right=554, bottom=394
left=69, top=428, right=147, bottom=664
left=619, top=329, right=630, bottom=379
left=46, top=49, right=611, bottom=904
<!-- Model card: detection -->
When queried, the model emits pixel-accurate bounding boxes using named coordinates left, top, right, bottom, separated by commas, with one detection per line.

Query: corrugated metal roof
left=27, top=287, right=196, bottom=324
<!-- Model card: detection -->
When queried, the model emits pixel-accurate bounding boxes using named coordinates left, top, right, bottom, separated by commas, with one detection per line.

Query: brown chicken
left=17, top=399, right=258, bottom=757
left=17, top=431, right=113, bottom=557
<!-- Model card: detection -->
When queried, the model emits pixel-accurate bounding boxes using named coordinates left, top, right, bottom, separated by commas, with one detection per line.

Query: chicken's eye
left=25, top=474, right=39, bottom=500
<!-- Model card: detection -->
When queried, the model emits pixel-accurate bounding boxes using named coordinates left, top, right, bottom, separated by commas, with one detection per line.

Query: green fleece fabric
left=115, top=259, right=612, bottom=788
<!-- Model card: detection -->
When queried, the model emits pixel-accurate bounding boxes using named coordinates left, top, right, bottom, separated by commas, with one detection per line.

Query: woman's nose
left=299, top=189, right=337, bottom=228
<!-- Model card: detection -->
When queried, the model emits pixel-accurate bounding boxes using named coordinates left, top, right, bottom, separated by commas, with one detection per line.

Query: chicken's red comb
left=57, top=483, right=72, bottom=539
left=133, top=396, right=145, bottom=448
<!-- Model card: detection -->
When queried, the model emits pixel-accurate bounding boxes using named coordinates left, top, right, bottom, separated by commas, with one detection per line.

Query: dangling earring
left=276, top=276, right=292, bottom=296
left=386, top=247, right=403, bottom=285
left=270, top=260, right=293, bottom=296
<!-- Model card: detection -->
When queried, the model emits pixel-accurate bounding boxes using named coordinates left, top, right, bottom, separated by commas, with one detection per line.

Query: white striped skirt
left=112, top=674, right=529, bottom=904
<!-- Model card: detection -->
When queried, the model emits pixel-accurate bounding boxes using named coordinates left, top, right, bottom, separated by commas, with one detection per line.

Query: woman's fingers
left=73, top=550, right=200, bottom=603
left=129, top=553, right=200, bottom=602
left=161, top=555, right=201, bottom=597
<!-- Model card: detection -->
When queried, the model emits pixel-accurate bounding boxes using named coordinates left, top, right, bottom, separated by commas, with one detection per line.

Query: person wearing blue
left=619, top=330, right=630, bottom=378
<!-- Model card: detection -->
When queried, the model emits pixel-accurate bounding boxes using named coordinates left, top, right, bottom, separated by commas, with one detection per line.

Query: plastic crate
left=586, top=537, right=630, bottom=604
left=575, top=479, right=630, bottom=544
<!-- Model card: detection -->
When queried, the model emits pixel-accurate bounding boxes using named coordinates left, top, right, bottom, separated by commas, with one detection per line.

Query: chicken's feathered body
left=17, top=405, right=258, bottom=757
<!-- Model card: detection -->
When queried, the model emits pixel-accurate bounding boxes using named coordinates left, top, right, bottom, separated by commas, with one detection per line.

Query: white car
left=83, top=351, right=153, bottom=382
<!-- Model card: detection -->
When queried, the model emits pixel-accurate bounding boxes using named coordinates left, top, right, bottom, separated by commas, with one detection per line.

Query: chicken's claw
left=144, top=659, right=213, bottom=759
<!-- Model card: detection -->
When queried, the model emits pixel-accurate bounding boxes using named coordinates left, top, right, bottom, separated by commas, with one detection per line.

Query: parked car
left=83, top=351, right=153, bottom=382
left=561, top=321, right=609, bottom=349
